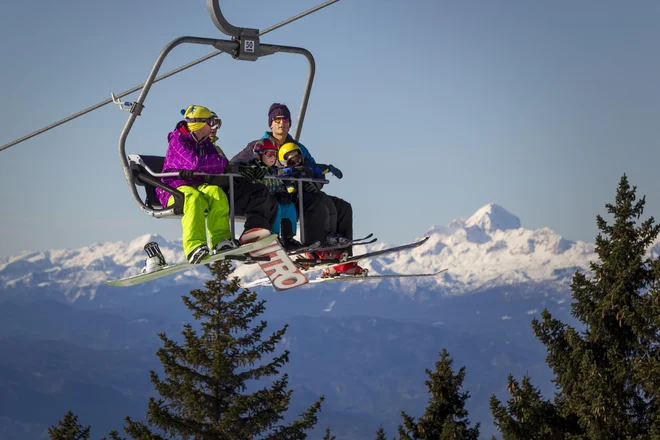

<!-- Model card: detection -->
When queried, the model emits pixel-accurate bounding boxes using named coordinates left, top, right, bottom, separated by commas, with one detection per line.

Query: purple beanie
left=268, top=103, right=291, bottom=126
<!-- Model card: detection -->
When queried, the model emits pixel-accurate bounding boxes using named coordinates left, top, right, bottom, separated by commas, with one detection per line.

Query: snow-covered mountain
left=6, top=203, right=658, bottom=440
left=1, top=203, right=655, bottom=301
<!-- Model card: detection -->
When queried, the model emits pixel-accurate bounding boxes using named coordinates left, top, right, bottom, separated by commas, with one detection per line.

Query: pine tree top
left=48, top=411, right=91, bottom=440
left=120, top=260, right=324, bottom=439
left=398, top=348, right=479, bottom=440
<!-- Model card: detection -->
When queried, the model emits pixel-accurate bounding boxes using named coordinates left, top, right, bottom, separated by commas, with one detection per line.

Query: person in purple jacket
left=156, top=105, right=238, bottom=264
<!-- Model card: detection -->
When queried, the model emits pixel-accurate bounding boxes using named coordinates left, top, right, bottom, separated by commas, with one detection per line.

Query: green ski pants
left=166, top=184, right=231, bottom=258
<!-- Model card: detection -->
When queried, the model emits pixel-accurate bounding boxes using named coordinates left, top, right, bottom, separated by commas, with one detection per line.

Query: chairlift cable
left=0, top=0, right=339, bottom=153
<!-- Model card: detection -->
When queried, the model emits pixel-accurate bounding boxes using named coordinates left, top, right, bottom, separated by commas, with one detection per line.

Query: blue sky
left=1, top=0, right=659, bottom=257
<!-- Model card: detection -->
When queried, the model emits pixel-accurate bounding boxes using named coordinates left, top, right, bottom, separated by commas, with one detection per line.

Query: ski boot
left=141, top=242, right=167, bottom=274
left=188, top=244, right=210, bottom=264
left=213, top=238, right=240, bottom=255
left=324, top=233, right=351, bottom=247
left=278, top=219, right=304, bottom=253
left=321, top=262, right=368, bottom=279
left=280, top=236, right=305, bottom=252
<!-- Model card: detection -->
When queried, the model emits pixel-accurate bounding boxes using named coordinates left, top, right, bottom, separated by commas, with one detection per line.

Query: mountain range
left=0, top=203, right=619, bottom=299
left=2, top=203, right=657, bottom=439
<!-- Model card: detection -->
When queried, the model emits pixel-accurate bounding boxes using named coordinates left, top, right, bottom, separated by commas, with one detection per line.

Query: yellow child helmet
left=278, top=142, right=303, bottom=165
left=181, top=105, right=217, bottom=132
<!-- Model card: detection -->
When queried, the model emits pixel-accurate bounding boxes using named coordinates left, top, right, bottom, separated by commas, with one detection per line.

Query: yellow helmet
left=181, top=105, right=215, bottom=131
left=278, top=142, right=302, bottom=163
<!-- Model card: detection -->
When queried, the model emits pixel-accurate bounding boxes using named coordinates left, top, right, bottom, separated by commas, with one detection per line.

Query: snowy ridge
left=465, top=203, right=522, bottom=232
left=0, top=234, right=191, bottom=300
left=2, top=203, right=656, bottom=299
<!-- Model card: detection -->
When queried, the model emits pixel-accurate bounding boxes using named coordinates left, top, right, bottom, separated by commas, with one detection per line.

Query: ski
left=285, top=240, right=322, bottom=256
left=307, top=268, right=448, bottom=284
left=295, top=236, right=431, bottom=273
left=104, top=233, right=280, bottom=287
left=286, top=233, right=377, bottom=256
left=241, top=236, right=431, bottom=289
left=243, top=268, right=447, bottom=288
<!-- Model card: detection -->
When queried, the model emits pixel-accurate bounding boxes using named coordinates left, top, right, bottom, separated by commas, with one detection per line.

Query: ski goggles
left=284, top=152, right=302, bottom=166
left=284, top=151, right=301, bottom=161
left=186, top=115, right=222, bottom=129
left=272, top=116, right=290, bottom=124
left=261, top=150, right=278, bottom=158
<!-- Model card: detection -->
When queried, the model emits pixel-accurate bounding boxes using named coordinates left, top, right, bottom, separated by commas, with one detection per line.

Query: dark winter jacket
left=231, top=132, right=324, bottom=175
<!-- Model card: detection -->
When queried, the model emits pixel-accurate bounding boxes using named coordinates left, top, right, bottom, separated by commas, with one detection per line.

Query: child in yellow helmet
left=276, top=142, right=310, bottom=192
left=234, top=139, right=308, bottom=251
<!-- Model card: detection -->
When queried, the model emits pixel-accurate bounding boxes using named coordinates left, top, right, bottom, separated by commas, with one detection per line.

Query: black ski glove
left=253, top=166, right=266, bottom=181
left=178, top=169, right=195, bottom=178
left=238, top=165, right=254, bottom=181
left=238, top=165, right=265, bottom=182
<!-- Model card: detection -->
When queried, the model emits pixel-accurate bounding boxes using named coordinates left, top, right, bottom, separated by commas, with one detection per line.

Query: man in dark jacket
left=233, top=103, right=365, bottom=277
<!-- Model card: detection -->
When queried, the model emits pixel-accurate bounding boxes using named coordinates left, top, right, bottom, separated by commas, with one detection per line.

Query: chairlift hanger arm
left=207, top=0, right=246, bottom=39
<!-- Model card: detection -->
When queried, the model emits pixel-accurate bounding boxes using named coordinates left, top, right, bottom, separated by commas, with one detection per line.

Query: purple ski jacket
left=156, top=121, right=228, bottom=207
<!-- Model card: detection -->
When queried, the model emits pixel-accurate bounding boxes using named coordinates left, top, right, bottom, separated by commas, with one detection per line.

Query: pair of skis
left=242, top=235, right=447, bottom=288
left=104, top=231, right=447, bottom=291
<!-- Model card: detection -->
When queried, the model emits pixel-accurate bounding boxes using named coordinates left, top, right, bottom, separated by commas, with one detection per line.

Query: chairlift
left=112, top=0, right=338, bottom=242
left=0, top=1, right=339, bottom=242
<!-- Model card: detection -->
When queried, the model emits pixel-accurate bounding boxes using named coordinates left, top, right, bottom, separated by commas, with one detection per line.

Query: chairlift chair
left=116, top=0, right=334, bottom=242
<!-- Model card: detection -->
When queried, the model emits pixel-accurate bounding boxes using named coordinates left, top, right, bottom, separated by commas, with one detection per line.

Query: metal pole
left=298, top=180, right=306, bottom=244
left=229, top=175, right=236, bottom=241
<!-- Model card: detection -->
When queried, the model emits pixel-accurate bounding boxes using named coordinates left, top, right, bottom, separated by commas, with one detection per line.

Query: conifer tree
left=530, top=175, right=660, bottom=439
left=120, top=260, right=324, bottom=439
left=490, top=375, right=575, bottom=439
left=50, top=412, right=126, bottom=440
left=375, top=426, right=388, bottom=440
left=48, top=411, right=90, bottom=440
left=322, top=427, right=337, bottom=440
left=397, top=349, right=479, bottom=440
